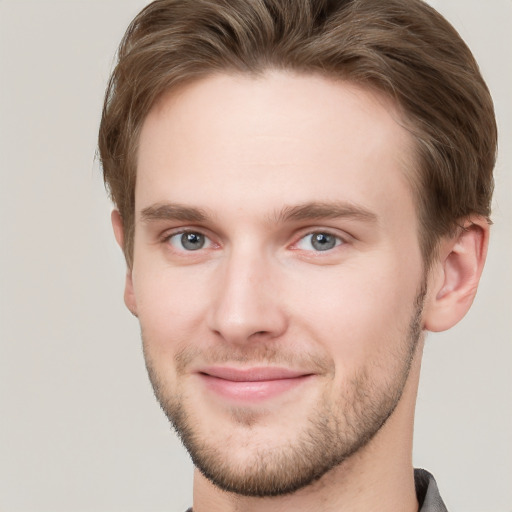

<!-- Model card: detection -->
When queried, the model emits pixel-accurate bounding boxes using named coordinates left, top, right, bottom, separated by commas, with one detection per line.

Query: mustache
left=173, top=343, right=335, bottom=376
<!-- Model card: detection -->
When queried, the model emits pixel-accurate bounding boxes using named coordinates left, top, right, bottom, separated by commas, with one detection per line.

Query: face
left=129, top=71, right=426, bottom=496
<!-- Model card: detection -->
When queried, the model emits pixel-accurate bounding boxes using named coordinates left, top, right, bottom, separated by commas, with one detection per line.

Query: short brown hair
left=98, top=0, right=497, bottom=268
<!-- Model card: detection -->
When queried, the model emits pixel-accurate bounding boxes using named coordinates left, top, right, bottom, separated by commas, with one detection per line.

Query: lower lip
left=199, top=374, right=312, bottom=402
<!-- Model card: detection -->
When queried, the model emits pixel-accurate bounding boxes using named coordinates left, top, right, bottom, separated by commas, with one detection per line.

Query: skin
left=112, top=71, right=489, bottom=512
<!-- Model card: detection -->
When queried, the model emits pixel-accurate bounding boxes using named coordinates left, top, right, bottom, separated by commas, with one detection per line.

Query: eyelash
left=161, top=228, right=347, bottom=254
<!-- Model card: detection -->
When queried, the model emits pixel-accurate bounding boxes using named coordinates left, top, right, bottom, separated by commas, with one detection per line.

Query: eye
left=167, top=231, right=211, bottom=251
left=295, top=232, right=342, bottom=252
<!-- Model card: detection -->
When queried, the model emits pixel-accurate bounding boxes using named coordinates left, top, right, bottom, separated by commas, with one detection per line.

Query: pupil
left=312, top=233, right=335, bottom=251
left=181, top=232, right=205, bottom=250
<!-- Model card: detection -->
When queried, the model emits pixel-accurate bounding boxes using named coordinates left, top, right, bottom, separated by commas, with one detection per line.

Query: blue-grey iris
left=311, top=233, right=337, bottom=251
left=181, top=232, right=205, bottom=250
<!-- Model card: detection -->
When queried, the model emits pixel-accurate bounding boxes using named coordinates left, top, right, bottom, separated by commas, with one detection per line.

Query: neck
left=192, top=344, right=424, bottom=512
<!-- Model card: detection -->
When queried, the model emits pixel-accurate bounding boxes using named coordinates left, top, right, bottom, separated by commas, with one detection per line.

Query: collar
left=415, top=468, right=448, bottom=512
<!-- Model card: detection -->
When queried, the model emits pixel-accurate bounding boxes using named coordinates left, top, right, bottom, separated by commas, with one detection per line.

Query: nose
left=207, top=250, right=288, bottom=344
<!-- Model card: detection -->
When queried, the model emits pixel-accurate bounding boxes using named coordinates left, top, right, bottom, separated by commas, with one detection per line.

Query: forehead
left=136, top=71, right=416, bottom=224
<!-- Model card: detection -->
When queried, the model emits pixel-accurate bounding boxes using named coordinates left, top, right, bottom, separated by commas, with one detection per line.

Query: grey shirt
left=415, top=468, right=448, bottom=512
left=185, top=468, right=448, bottom=511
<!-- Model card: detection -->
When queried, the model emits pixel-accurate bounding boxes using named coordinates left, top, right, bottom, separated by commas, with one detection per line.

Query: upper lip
left=198, top=366, right=313, bottom=382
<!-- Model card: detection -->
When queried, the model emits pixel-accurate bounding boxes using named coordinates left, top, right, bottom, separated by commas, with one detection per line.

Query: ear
left=111, top=209, right=138, bottom=317
left=423, top=217, right=489, bottom=332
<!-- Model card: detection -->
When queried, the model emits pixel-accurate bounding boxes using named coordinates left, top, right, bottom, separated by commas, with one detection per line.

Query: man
left=98, top=0, right=496, bottom=510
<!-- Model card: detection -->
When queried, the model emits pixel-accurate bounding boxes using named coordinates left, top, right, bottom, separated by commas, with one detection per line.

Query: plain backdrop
left=0, top=1, right=510, bottom=511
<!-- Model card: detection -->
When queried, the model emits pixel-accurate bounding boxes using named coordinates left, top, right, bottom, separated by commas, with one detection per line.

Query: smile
left=197, top=366, right=315, bottom=402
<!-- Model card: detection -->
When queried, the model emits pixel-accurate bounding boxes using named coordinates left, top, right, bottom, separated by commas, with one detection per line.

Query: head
left=98, top=0, right=496, bottom=500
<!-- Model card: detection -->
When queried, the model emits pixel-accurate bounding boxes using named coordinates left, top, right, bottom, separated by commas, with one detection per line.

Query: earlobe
left=423, top=217, right=489, bottom=332
left=111, top=210, right=138, bottom=317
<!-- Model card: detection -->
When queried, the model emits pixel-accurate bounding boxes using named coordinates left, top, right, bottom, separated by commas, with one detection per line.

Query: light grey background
left=0, top=1, right=510, bottom=511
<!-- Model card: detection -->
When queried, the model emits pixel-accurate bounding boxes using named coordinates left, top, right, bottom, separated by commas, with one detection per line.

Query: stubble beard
left=143, top=288, right=425, bottom=497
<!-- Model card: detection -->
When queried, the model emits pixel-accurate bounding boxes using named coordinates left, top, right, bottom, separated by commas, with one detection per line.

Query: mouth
left=196, top=366, right=315, bottom=402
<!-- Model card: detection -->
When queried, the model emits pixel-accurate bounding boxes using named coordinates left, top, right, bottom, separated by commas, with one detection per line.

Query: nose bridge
left=207, top=244, right=287, bottom=343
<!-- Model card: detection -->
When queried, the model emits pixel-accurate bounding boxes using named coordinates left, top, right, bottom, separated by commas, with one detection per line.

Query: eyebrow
left=272, top=201, right=378, bottom=224
left=139, top=200, right=378, bottom=225
left=140, top=203, right=208, bottom=223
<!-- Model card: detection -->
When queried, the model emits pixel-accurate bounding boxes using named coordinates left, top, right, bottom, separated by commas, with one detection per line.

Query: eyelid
left=160, top=224, right=209, bottom=241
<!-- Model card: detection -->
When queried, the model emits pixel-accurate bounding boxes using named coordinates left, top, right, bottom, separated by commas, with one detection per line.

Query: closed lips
left=198, top=366, right=313, bottom=381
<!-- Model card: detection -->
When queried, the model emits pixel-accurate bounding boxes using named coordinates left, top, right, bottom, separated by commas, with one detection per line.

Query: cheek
left=285, top=259, right=421, bottom=367
left=132, top=262, right=212, bottom=357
